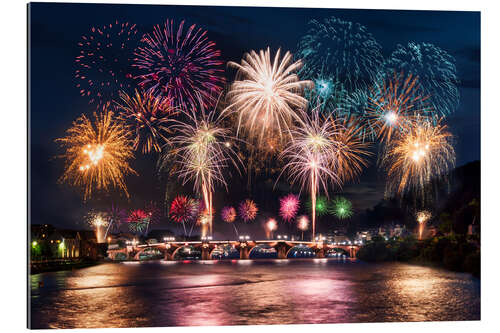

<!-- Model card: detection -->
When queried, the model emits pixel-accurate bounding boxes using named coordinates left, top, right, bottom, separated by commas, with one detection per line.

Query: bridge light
left=245, top=235, right=250, bottom=240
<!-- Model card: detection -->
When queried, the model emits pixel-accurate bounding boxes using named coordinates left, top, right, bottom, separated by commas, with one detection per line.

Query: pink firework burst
left=221, top=206, right=237, bottom=223
left=75, top=20, right=139, bottom=105
left=279, top=194, right=300, bottom=222
left=133, top=19, right=225, bottom=111
left=238, top=199, right=258, bottom=222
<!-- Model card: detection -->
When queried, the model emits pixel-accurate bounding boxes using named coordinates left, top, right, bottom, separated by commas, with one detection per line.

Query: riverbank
left=357, top=234, right=480, bottom=277
left=30, top=259, right=102, bottom=275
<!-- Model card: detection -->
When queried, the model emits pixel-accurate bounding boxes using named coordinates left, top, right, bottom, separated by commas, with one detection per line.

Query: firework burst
left=170, top=195, right=199, bottom=224
left=279, top=107, right=340, bottom=238
left=127, top=209, right=151, bottom=234
left=56, top=109, right=136, bottom=200
left=279, top=194, right=300, bottom=222
left=221, top=206, right=237, bottom=223
left=298, top=17, right=384, bottom=93
left=366, top=72, right=431, bottom=142
left=381, top=118, right=455, bottom=199
left=75, top=20, right=139, bottom=105
left=385, top=42, right=459, bottom=117
left=86, top=210, right=109, bottom=243
left=238, top=199, right=258, bottom=222
left=133, top=19, right=225, bottom=110
left=115, top=89, right=177, bottom=153
left=161, top=99, right=241, bottom=236
left=306, top=196, right=329, bottom=217
left=331, top=115, right=372, bottom=183
left=416, top=210, right=432, bottom=240
left=106, top=204, right=127, bottom=233
left=330, top=196, right=353, bottom=219
left=226, top=47, right=313, bottom=144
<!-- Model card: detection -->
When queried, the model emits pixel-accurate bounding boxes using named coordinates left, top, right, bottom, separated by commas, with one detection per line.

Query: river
left=29, top=259, right=480, bottom=328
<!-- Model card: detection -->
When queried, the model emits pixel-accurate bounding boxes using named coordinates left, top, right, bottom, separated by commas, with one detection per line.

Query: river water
left=29, top=259, right=480, bottom=328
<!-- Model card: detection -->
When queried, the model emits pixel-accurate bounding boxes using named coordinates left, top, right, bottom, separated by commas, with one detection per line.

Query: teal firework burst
left=297, top=17, right=384, bottom=93
left=385, top=42, right=460, bottom=117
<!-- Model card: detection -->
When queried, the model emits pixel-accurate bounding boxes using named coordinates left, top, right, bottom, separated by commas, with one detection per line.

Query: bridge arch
left=133, top=246, right=165, bottom=260
left=171, top=245, right=202, bottom=260
left=209, top=244, right=239, bottom=259
left=285, top=244, right=316, bottom=258
left=248, top=243, right=278, bottom=259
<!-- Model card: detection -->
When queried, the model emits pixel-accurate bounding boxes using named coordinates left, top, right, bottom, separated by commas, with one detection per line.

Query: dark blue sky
left=28, top=3, right=480, bottom=237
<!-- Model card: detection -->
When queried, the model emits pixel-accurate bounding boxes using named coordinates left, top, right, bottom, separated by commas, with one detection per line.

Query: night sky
left=28, top=3, right=480, bottom=238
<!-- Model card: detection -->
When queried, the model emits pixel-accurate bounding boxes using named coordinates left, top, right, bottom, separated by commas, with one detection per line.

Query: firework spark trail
left=221, top=206, right=239, bottom=237
left=297, top=215, right=309, bottom=240
left=75, top=20, right=139, bottom=105
left=161, top=98, right=241, bottom=236
left=417, top=210, right=432, bottom=240
left=279, top=107, right=340, bottom=239
left=115, top=89, right=177, bottom=153
left=381, top=117, right=455, bottom=201
left=105, top=204, right=127, bottom=236
left=366, top=72, right=431, bottom=142
left=225, top=47, right=313, bottom=145
left=385, top=42, right=460, bottom=117
left=56, top=109, right=136, bottom=200
left=133, top=19, right=225, bottom=110
left=86, top=210, right=109, bottom=243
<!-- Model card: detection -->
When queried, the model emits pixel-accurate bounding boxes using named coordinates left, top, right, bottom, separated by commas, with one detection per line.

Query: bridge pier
left=276, top=245, right=287, bottom=259
left=201, top=244, right=210, bottom=260
left=239, top=246, right=249, bottom=259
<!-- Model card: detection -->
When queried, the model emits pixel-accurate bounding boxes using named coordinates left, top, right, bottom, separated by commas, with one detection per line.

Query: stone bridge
left=107, top=240, right=361, bottom=261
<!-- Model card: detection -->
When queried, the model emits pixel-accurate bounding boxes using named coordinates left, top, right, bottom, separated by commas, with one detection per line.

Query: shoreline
left=30, top=259, right=102, bottom=275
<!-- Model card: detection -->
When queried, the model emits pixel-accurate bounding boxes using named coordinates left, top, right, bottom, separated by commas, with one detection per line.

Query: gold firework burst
left=56, top=109, right=137, bottom=200
left=226, top=47, right=313, bottom=145
left=382, top=117, right=455, bottom=197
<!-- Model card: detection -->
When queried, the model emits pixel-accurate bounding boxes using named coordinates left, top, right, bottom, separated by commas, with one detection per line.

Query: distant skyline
left=29, top=3, right=480, bottom=238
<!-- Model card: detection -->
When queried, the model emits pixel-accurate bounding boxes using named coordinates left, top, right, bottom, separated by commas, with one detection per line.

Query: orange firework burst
left=225, top=47, right=313, bottom=144
left=115, top=89, right=177, bottom=154
left=366, top=72, right=431, bottom=142
left=331, top=115, right=372, bottom=184
left=56, top=109, right=136, bottom=200
left=381, top=117, right=455, bottom=197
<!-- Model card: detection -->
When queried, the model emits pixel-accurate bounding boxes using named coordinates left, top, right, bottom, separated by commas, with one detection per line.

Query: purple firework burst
left=75, top=20, right=139, bottom=106
left=238, top=199, right=258, bottom=222
left=133, top=19, right=225, bottom=111
left=221, top=206, right=237, bottom=223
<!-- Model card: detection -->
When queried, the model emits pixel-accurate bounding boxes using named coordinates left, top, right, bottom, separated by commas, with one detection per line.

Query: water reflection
left=30, top=260, right=480, bottom=328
